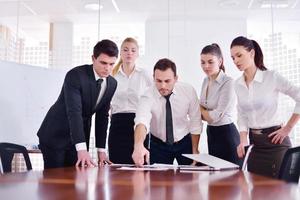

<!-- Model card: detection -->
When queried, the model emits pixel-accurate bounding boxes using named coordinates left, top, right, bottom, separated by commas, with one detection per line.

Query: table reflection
left=0, top=166, right=295, bottom=200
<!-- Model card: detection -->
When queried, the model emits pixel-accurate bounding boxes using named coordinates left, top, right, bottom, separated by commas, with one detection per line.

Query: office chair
left=241, top=145, right=254, bottom=171
left=278, top=146, right=300, bottom=183
left=0, top=142, right=32, bottom=173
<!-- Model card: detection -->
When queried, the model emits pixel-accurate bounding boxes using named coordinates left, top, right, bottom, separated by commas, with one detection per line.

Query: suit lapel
left=87, top=65, right=98, bottom=112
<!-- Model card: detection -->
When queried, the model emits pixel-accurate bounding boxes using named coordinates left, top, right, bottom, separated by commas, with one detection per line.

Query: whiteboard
left=0, top=60, right=67, bottom=146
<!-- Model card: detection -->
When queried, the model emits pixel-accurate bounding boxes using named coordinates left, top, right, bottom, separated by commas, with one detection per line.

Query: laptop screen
left=182, top=154, right=240, bottom=170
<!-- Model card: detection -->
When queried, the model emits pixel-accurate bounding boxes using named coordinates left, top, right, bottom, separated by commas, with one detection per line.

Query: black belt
left=150, top=134, right=190, bottom=145
left=250, top=125, right=281, bottom=135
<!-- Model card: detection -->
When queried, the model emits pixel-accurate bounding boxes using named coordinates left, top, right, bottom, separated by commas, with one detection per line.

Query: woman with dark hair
left=230, top=36, right=300, bottom=178
left=199, top=43, right=240, bottom=165
left=108, top=37, right=152, bottom=164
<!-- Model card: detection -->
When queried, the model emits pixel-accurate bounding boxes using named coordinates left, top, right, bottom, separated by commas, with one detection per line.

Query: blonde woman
left=108, top=37, right=152, bottom=164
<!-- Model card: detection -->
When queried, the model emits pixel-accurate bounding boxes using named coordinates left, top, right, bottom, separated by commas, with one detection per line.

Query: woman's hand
left=237, top=131, right=248, bottom=158
left=268, top=125, right=291, bottom=144
left=237, top=143, right=247, bottom=158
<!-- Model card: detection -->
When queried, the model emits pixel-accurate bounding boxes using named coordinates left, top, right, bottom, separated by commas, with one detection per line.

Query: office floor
left=11, top=153, right=43, bottom=172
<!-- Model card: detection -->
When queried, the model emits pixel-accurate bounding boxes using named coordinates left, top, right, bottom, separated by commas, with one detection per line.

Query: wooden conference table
left=0, top=166, right=299, bottom=200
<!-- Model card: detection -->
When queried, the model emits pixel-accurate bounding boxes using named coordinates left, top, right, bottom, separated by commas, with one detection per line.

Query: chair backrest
left=0, top=142, right=32, bottom=173
left=278, top=146, right=300, bottom=183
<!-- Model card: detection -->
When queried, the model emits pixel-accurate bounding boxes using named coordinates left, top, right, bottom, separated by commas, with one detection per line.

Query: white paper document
left=109, top=163, right=135, bottom=167
left=117, top=166, right=169, bottom=171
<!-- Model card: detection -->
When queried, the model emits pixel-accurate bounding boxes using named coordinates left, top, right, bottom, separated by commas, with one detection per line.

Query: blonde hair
left=112, top=37, right=139, bottom=76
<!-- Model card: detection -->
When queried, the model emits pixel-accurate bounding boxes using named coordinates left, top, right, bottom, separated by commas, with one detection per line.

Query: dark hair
left=230, top=36, right=267, bottom=71
left=153, top=58, right=177, bottom=76
left=93, top=39, right=119, bottom=59
left=201, top=43, right=225, bottom=72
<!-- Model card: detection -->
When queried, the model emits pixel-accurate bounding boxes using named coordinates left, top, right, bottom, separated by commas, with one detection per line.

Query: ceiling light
left=21, top=2, right=37, bottom=15
left=291, top=0, right=299, bottom=8
left=261, top=0, right=289, bottom=8
left=218, top=0, right=239, bottom=7
left=261, top=3, right=289, bottom=8
left=84, top=3, right=103, bottom=11
left=248, top=0, right=255, bottom=8
left=111, top=0, right=120, bottom=13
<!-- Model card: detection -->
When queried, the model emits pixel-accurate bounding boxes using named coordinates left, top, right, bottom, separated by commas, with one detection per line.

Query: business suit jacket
left=37, top=64, right=117, bottom=150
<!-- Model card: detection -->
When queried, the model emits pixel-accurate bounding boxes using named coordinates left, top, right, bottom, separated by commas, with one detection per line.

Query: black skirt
left=207, top=123, right=241, bottom=165
left=108, top=113, right=135, bottom=164
left=248, top=126, right=291, bottom=178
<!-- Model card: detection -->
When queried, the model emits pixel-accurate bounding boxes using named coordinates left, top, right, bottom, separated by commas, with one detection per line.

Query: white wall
left=143, top=18, right=246, bottom=92
left=0, top=60, right=66, bottom=146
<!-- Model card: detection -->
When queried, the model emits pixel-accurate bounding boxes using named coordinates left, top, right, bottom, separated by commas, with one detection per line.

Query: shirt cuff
left=238, top=125, right=248, bottom=133
left=97, top=148, right=106, bottom=153
left=208, top=110, right=223, bottom=124
left=75, top=143, right=87, bottom=151
left=134, top=121, right=149, bottom=133
left=294, top=103, right=300, bottom=114
left=190, top=131, right=201, bottom=135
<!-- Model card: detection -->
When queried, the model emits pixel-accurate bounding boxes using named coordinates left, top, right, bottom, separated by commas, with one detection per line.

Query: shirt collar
left=154, top=82, right=178, bottom=99
left=253, top=69, right=263, bottom=83
left=93, top=67, right=107, bottom=82
left=236, top=75, right=244, bottom=86
left=172, top=83, right=178, bottom=95
left=236, top=69, right=263, bottom=86
left=118, top=65, right=141, bottom=76
left=214, top=70, right=226, bottom=84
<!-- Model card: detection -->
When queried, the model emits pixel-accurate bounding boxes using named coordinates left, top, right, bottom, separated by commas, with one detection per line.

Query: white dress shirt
left=76, top=68, right=108, bottom=152
left=111, top=67, right=152, bottom=114
left=135, top=81, right=202, bottom=142
left=234, top=69, right=300, bottom=132
left=200, top=70, right=236, bottom=126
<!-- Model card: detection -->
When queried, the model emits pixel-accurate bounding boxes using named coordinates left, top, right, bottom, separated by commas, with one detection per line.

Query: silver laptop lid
left=182, top=154, right=240, bottom=170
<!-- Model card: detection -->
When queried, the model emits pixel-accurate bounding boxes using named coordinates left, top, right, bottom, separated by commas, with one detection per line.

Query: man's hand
left=97, top=151, right=112, bottom=167
left=132, top=144, right=149, bottom=167
left=190, top=148, right=199, bottom=166
left=192, top=147, right=199, bottom=155
left=76, top=150, right=96, bottom=167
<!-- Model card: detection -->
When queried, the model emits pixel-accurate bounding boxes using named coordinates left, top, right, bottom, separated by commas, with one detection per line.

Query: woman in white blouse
left=231, top=36, right=300, bottom=178
left=108, top=37, right=152, bottom=164
left=200, top=43, right=240, bottom=165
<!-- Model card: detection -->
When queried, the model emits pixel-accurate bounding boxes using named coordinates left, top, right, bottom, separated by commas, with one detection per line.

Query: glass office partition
left=0, top=0, right=299, bottom=151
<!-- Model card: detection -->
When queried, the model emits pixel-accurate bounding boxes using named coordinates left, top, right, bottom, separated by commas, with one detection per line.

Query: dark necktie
left=96, top=78, right=103, bottom=93
left=164, top=93, right=174, bottom=145
left=95, top=78, right=103, bottom=107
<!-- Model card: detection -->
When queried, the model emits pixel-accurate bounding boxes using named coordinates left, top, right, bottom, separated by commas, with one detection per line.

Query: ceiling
left=0, top=0, right=299, bottom=23
left=0, top=0, right=299, bottom=38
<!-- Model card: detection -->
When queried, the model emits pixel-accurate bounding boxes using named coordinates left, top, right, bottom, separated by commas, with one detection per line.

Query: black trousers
left=148, top=134, right=193, bottom=165
left=108, top=113, right=135, bottom=164
left=39, top=143, right=77, bottom=169
left=207, top=123, right=241, bottom=165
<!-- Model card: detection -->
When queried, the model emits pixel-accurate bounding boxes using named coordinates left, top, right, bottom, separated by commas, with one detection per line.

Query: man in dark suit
left=37, top=39, right=118, bottom=169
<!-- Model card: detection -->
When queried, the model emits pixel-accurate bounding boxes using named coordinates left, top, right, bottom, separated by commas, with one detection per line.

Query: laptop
left=181, top=154, right=240, bottom=171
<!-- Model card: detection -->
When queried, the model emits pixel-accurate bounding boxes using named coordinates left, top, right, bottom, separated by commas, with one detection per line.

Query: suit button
left=272, top=164, right=276, bottom=169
